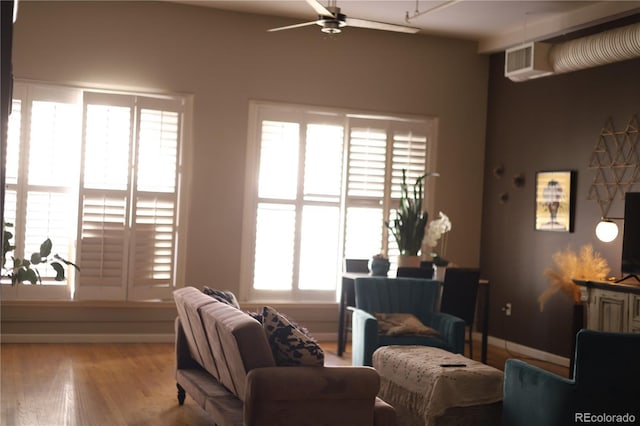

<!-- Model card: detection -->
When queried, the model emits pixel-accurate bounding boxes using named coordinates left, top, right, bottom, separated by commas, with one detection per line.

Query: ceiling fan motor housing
left=318, top=11, right=346, bottom=34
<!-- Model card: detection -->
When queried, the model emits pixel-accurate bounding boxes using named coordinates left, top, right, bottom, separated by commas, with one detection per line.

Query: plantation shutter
left=241, top=101, right=435, bottom=303
left=387, top=123, right=429, bottom=258
left=75, top=93, right=134, bottom=300
left=253, top=119, right=299, bottom=291
left=343, top=118, right=429, bottom=261
left=249, top=107, right=344, bottom=300
left=343, top=118, right=389, bottom=259
left=1, top=83, right=81, bottom=299
left=76, top=93, right=183, bottom=300
left=128, top=99, right=182, bottom=300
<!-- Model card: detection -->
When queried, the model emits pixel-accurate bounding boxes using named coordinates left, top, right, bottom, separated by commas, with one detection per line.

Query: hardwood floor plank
left=1, top=340, right=568, bottom=425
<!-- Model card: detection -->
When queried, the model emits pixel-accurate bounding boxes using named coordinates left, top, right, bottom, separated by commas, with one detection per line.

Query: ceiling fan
left=267, top=0, right=420, bottom=34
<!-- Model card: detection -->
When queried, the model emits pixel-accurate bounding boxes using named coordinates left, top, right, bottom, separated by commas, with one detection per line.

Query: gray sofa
left=173, top=286, right=396, bottom=426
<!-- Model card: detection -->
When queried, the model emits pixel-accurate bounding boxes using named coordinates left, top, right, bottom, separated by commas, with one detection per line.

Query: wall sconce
left=595, top=217, right=623, bottom=242
left=587, top=115, right=639, bottom=242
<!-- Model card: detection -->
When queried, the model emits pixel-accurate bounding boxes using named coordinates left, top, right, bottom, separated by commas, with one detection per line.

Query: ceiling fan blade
left=268, top=20, right=319, bottom=32
left=305, top=0, right=334, bottom=17
left=345, top=17, right=420, bottom=34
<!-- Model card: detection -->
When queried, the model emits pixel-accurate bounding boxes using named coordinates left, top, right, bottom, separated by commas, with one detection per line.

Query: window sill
left=0, top=299, right=176, bottom=309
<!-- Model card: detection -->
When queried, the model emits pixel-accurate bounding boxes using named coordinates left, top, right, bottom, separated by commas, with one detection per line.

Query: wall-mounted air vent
left=504, top=42, right=553, bottom=82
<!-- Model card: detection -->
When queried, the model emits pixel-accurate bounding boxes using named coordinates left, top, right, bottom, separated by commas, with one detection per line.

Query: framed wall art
left=535, top=170, right=576, bottom=232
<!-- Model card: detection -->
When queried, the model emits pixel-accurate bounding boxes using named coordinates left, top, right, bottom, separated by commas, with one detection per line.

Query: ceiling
left=171, top=0, right=639, bottom=53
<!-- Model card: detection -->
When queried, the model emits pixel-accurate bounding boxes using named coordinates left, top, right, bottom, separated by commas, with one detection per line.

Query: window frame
left=240, top=101, right=437, bottom=303
left=1, top=80, right=193, bottom=302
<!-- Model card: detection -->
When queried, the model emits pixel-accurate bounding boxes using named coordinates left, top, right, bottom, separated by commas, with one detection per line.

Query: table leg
left=338, top=294, right=346, bottom=356
left=481, top=282, right=489, bottom=364
left=337, top=280, right=347, bottom=357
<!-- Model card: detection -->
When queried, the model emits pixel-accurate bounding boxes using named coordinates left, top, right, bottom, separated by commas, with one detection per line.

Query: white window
left=2, top=82, right=190, bottom=301
left=240, top=102, right=436, bottom=303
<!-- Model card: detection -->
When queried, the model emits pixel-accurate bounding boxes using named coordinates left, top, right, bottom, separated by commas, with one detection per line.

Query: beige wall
left=3, top=1, right=488, bottom=338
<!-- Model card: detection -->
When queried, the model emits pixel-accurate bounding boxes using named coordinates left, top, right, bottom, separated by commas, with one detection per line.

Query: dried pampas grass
left=539, top=244, right=610, bottom=311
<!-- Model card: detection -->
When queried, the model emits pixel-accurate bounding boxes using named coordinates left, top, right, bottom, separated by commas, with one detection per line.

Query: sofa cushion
left=173, top=287, right=217, bottom=368
left=199, top=301, right=276, bottom=401
left=202, top=287, right=241, bottom=309
left=262, top=306, right=324, bottom=367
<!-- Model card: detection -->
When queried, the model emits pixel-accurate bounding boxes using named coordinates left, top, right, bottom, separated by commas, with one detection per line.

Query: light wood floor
left=1, top=340, right=568, bottom=426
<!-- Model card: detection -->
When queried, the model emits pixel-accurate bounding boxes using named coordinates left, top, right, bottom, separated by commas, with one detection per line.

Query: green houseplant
left=386, top=169, right=438, bottom=266
left=2, top=222, right=79, bottom=285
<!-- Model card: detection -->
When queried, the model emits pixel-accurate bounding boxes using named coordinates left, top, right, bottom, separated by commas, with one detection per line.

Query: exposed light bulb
left=595, top=220, right=619, bottom=242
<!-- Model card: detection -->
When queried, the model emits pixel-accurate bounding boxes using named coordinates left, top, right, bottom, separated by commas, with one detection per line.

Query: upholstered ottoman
left=373, top=346, right=503, bottom=426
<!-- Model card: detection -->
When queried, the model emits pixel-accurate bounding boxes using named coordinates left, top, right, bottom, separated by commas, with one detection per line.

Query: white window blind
left=242, top=102, right=435, bottom=302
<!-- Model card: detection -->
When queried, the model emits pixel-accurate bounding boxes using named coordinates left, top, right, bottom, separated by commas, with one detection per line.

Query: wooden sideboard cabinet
left=575, top=279, right=640, bottom=333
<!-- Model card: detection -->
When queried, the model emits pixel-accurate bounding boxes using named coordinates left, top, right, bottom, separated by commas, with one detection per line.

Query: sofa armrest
left=351, top=308, right=379, bottom=366
left=423, top=311, right=466, bottom=354
left=244, top=366, right=395, bottom=426
left=503, top=359, right=575, bottom=426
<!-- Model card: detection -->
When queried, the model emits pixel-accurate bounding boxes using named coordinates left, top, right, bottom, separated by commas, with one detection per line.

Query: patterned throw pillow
left=202, top=287, right=241, bottom=309
left=262, top=306, right=324, bottom=367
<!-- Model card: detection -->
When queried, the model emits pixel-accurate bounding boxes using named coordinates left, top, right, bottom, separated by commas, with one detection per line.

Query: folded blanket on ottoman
left=373, top=345, right=503, bottom=426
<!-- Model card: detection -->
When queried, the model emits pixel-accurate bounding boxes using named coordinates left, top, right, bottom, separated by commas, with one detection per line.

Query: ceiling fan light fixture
left=321, top=21, right=342, bottom=33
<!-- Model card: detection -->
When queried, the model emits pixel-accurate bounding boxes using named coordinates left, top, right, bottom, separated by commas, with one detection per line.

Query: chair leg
left=342, top=311, right=351, bottom=355
left=468, top=326, right=473, bottom=360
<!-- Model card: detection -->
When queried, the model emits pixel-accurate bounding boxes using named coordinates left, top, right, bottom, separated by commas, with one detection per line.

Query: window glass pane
left=347, top=127, right=387, bottom=198
left=299, top=205, right=340, bottom=290
left=84, top=104, right=131, bottom=190
left=137, top=109, right=179, bottom=193
left=344, top=207, right=383, bottom=259
left=253, top=203, right=295, bottom=290
left=28, top=101, right=80, bottom=187
left=386, top=209, right=401, bottom=258
left=5, top=99, right=21, bottom=185
left=258, top=121, right=299, bottom=200
left=304, top=124, right=343, bottom=201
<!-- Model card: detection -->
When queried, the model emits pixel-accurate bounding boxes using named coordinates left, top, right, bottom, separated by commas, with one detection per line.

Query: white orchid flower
left=425, top=212, right=452, bottom=248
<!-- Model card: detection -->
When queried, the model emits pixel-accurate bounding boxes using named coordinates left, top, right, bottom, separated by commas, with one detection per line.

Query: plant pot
left=434, top=265, right=446, bottom=281
left=369, top=257, right=390, bottom=276
left=397, top=255, right=421, bottom=268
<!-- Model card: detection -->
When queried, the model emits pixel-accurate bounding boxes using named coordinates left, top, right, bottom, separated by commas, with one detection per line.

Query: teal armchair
left=502, top=329, right=640, bottom=426
left=350, top=277, right=465, bottom=366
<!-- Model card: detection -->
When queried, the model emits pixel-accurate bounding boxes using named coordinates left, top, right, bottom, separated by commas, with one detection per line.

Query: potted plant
left=385, top=169, right=438, bottom=267
left=2, top=222, right=79, bottom=284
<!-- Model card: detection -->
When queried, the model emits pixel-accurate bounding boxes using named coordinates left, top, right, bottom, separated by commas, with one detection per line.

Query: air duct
left=505, top=22, right=640, bottom=81
left=550, top=22, right=640, bottom=74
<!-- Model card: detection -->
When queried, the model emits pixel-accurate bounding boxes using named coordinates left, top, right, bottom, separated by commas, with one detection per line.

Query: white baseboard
left=0, top=333, right=174, bottom=343
left=472, top=331, right=570, bottom=367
